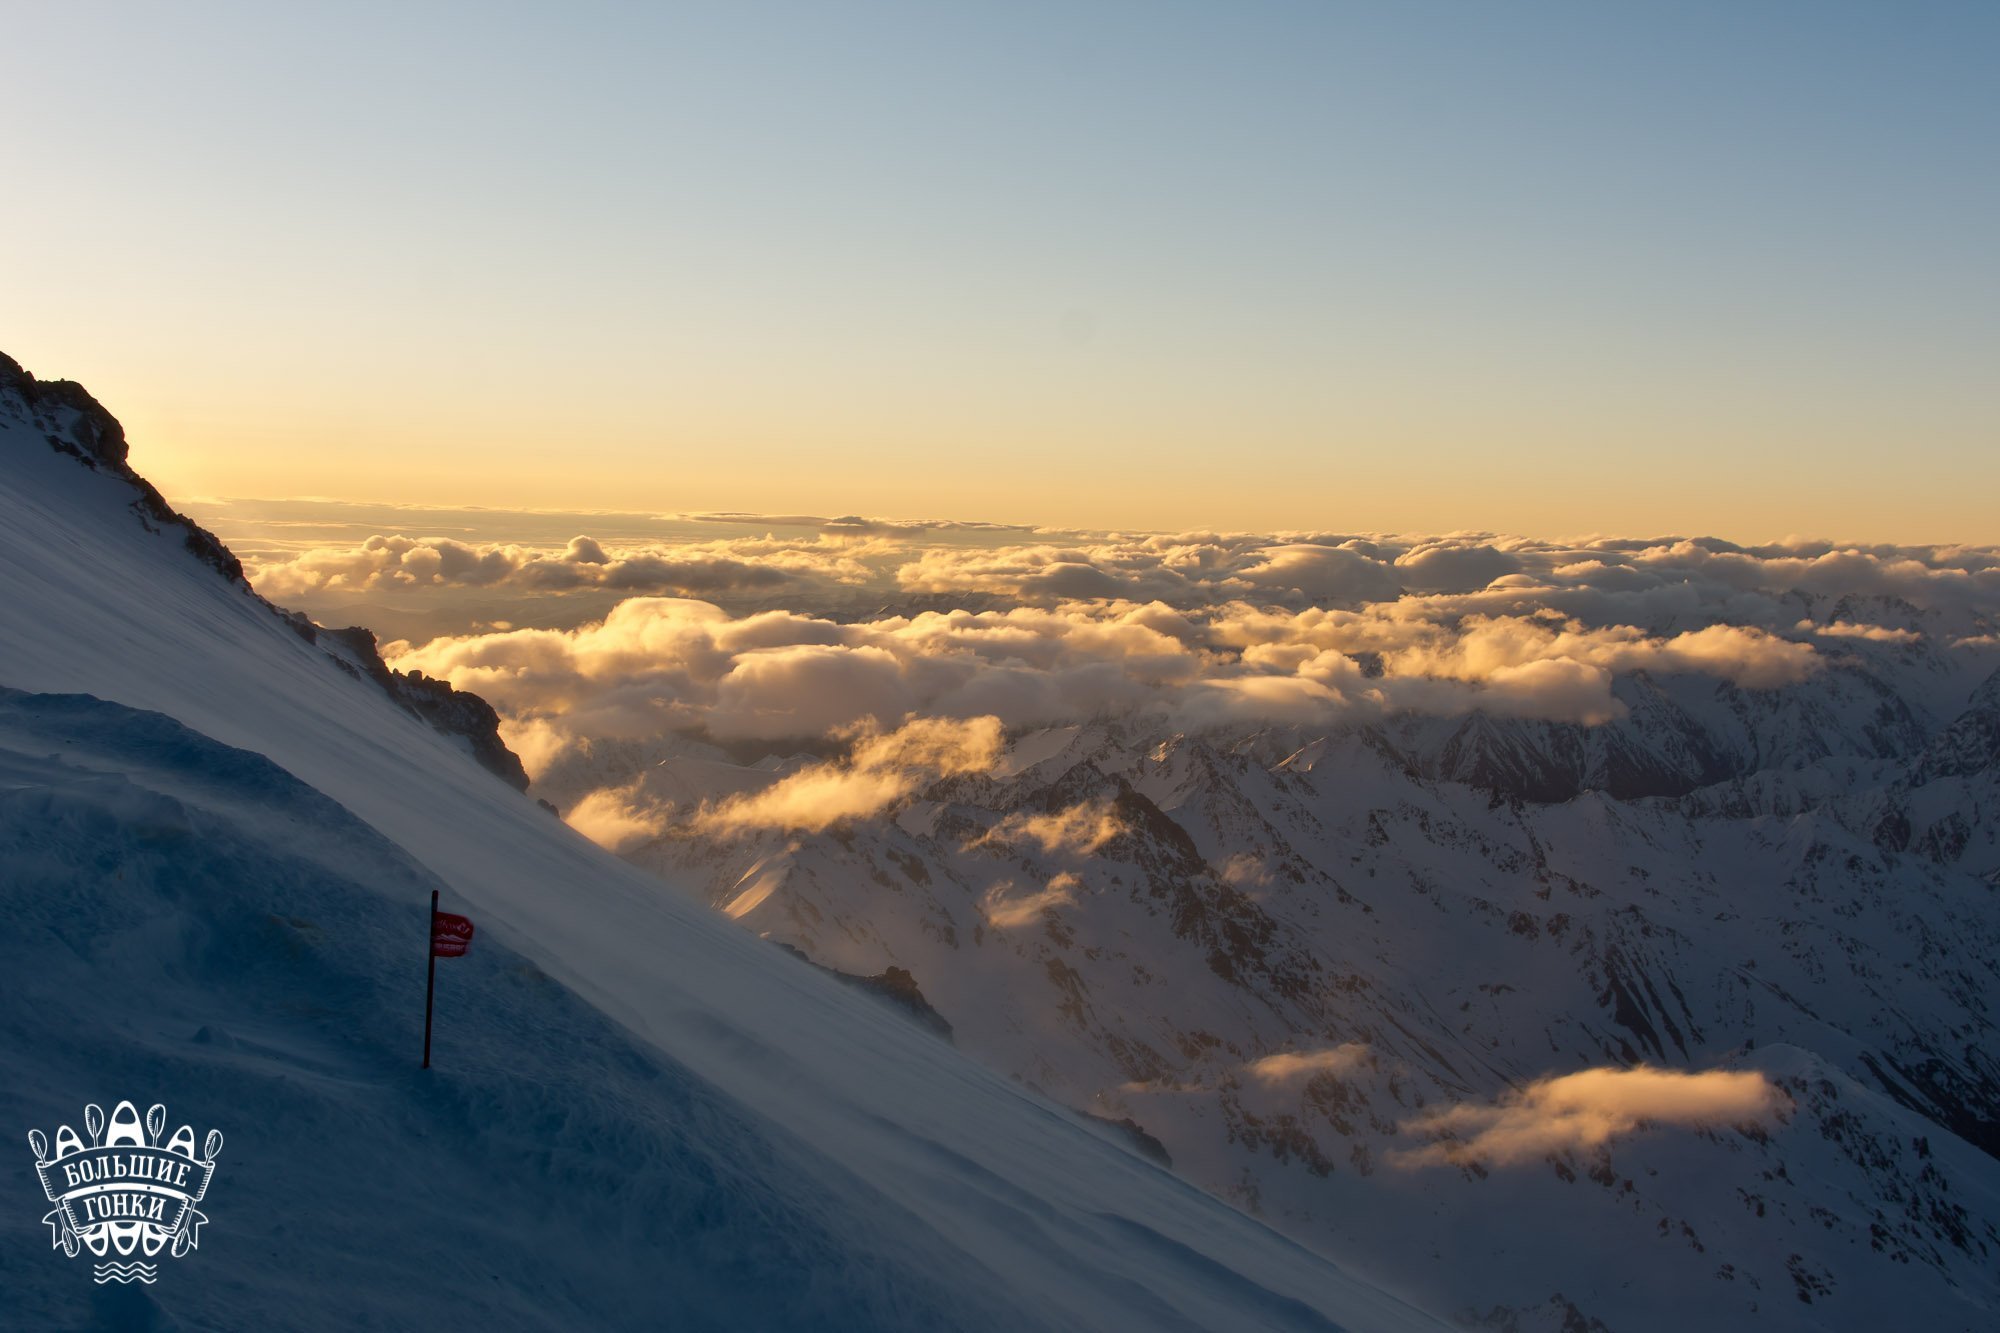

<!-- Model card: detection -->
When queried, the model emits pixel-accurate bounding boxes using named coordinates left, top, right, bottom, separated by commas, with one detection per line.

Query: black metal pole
left=422, top=888, right=437, bottom=1069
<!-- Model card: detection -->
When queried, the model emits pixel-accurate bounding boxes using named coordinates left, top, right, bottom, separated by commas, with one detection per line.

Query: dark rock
left=2, top=351, right=244, bottom=586
left=771, top=943, right=954, bottom=1042
left=1077, top=1110, right=1173, bottom=1168
left=2, top=348, right=531, bottom=795
left=321, top=626, right=529, bottom=792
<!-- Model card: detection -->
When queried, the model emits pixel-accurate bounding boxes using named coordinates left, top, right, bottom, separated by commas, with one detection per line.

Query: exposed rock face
left=0, top=351, right=529, bottom=793
left=772, top=942, right=954, bottom=1041
left=1079, top=1111, right=1174, bottom=1168
left=316, top=626, right=531, bottom=792
left=0, top=352, right=244, bottom=585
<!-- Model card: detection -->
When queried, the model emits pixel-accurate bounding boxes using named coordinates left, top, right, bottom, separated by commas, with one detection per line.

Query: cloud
left=244, top=514, right=2000, bottom=629
left=1234, top=544, right=1403, bottom=603
left=1245, top=1044, right=1371, bottom=1086
left=1370, top=616, right=1821, bottom=695
left=565, top=779, right=671, bottom=853
left=243, top=532, right=889, bottom=599
left=372, top=525, right=2000, bottom=789
left=1216, top=853, right=1272, bottom=889
left=1805, top=619, right=1923, bottom=644
left=1390, top=1065, right=1784, bottom=1169
left=393, top=592, right=1846, bottom=772
left=708, top=644, right=917, bottom=741
left=564, top=535, right=609, bottom=565
left=1393, top=542, right=1523, bottom=593
left=981, top=873, right=1081, bottom=928
left=687, top=716, right=1005, bottom=835
left=970, top=800, right=1125, bottom=855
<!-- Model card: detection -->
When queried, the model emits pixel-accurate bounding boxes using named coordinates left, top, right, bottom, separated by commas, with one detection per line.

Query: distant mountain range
left=542, top=603, right=2000, bottom=1330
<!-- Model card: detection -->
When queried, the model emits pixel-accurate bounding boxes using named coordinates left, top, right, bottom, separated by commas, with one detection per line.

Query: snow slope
left=0, top=367, right=1446, bottom=1330
left=610, top=726, right=2000, bottom=1330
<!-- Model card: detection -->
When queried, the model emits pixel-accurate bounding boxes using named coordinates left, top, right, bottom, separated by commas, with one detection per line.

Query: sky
left=4, top=1, right=1997, bottom=541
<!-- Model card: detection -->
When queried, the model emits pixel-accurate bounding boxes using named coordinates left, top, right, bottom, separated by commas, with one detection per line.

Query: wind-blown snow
left=0, top=386, right=1444, bottom=1329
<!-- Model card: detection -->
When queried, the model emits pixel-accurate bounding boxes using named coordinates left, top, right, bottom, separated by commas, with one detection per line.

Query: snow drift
left=0, top=355, right=1444, bottom=1330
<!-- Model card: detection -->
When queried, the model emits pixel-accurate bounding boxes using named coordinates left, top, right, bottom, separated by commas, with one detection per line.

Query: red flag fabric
left=430, top=911, right=475, bottom=958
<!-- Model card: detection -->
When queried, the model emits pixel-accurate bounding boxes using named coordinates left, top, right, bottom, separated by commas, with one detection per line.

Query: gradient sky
left=5, top=1, right=1997, bottom=540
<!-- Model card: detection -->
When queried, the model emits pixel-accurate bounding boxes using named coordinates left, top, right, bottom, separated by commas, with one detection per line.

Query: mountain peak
left=0, top=349, right=531, bottom=791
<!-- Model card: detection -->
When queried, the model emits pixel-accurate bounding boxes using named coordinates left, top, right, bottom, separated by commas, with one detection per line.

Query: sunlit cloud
left=970, top=800, right=1125, bottom=856
left=685, top=716, right=1005, bottom=835
left=255, top=525, right=2000, bottom=632
left=565, top=778, right=672, bottom=852
left=1392, top=541, right=1524, bottom=593
left=1390, top=1065, right=1785, bottom=1169
left=1805, top=619, right=1923, bottom=644
left=1245, top=1044, right=1371, bottom=1086
left=981, top=873, right=1082, bottom=928
left=243, top=531, right=904, bottom=599
left=395, top=594, right=1835, bottom=764
left=369, top=529, right=2000, bottom=792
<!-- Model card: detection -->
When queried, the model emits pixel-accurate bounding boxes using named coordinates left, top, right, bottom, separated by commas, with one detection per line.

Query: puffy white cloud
left=1235, top=544, right=1403, bottom=603
left=1390, top=1065, right=1785, bottom=1169
left=1393, top=542, right=1523, bottom=593
left=708, top=644, right=916, bottom=741
left=564, top=535, right=609, bottom=565
left=393, top=590, right=1844, bottom=768
left=565, top=779, right=671, bottom=853
left=1371, top=616, right=1821, bottom=694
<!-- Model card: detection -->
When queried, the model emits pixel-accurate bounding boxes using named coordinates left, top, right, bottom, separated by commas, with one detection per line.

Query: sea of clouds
left=228, top=516, right=2000, bottom=787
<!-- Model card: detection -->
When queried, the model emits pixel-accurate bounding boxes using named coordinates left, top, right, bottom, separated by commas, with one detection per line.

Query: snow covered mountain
left=555, top=621, right=2000, bottom=1328
left=0, top=358, right=1450, bottom=1331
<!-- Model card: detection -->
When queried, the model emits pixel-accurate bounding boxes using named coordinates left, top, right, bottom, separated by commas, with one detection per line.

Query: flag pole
left=422, top=888, right=438, bottom=1069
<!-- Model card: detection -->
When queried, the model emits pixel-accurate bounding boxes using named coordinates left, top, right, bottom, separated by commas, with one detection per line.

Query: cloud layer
left=248, top=530, right=895, bottom=598
left=350, top=523, right=2000, bottom=817
left=390, top=591, right=1837, bottom=776
left=251, top=524, right=2000, bottom=627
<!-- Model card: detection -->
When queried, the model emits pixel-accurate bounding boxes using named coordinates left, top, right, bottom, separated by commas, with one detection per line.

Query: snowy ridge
left=0, top=364, right=1445, bottom=1329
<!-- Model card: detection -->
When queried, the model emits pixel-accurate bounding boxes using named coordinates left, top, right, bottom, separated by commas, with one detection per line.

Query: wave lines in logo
left=29, top=1100, right=224, bottom=1285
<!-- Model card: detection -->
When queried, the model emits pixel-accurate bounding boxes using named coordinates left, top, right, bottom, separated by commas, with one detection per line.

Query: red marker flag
left=431, top=911, right=475, bottom=958
left=422, top=890, right=474, bottom=1068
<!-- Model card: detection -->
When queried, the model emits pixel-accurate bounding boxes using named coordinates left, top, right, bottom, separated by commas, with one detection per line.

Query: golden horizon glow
left=6, top=4, right=1997, bottom=545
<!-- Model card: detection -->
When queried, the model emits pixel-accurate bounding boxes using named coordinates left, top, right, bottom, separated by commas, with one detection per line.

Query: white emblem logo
left=29, top=1100, right=222, bottom=1285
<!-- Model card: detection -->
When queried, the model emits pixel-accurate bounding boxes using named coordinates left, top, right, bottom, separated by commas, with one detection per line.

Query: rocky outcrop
left=0, top=350, right=530, bottom=794
left=315, top=625, right=530, bottom=792
left=0, top=352, right=244, bottom=585
left=772, top=943, right=954, bottom=1041
left=1077, top=1110, right=1173, bottom=1168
